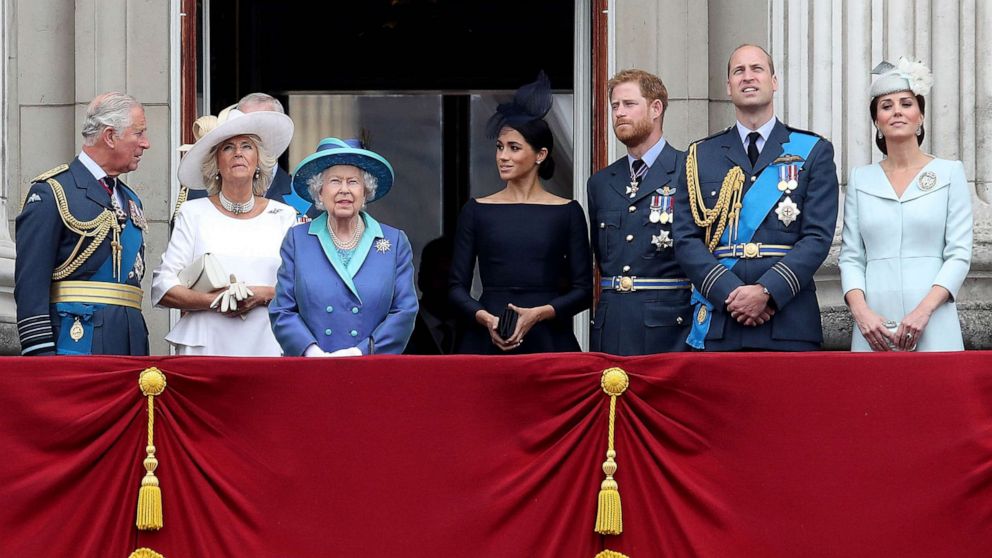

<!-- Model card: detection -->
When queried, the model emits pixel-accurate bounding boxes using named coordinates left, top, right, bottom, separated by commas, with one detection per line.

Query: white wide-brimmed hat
left=177, top=108, right=294, bottom=189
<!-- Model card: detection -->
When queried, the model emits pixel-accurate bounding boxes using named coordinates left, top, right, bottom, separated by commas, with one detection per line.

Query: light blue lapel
left=347, top=212, right=384, bottom=277
left=307, top=212, right=385, bottom=302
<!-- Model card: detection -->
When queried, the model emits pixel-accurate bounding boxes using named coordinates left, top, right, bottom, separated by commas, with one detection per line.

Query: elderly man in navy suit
left=672, top=44, right=839, bottom=351
left=587, top=69, right=692, bottom=355
left=15, top=92, right=152, bottom=355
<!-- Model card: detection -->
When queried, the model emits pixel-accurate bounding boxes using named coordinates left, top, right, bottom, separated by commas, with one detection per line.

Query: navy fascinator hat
left=485, top=71, right=554, bottom=138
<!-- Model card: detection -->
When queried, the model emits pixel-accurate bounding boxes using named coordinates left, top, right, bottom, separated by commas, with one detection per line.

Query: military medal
left=110, top=195, right=127, bottom=225
left=651, top=229, right=673, bottom=251
left=919, top=170, right=937, bottom=191
left=130, top=252, right=145, bottom=281
left=69, top=317, right=84, bottom=342
left=659, top=187, right=675, bottom=224
left=649, top=194, right=663, bottom=223
left=129, top=200, right=148, bottom=230
left=787, top=164, right=799, bottom=191
left=777, top=165, right=789, bottom=191
left=775, top=196, right=801, bottom=226
left=627, top=160, right=649, bottom=197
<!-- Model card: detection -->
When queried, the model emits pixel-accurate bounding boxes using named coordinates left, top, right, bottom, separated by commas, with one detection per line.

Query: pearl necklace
left=219, top=192, right=255, bottom=215
left=328, top=217, right=364, bottom=250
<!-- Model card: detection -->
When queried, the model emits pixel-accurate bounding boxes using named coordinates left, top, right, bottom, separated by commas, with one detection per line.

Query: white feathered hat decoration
left=870, top=56, right=934, bottom=98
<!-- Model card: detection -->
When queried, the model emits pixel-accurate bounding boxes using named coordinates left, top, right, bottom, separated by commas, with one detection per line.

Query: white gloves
left=303, top=344, right=362, bottom=357
left=210, top=274, right=254, bottom=313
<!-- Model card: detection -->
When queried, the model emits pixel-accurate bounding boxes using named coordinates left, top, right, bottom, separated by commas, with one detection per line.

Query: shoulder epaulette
left=784, top=125, right=827, bottom=141
left=692, top=125, right=735, bottom=146
left=31, top=164, right=69, bottom=183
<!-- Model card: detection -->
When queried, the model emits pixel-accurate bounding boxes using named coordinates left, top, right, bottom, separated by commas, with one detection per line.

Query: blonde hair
left=200, top=134, right=276, bottom=196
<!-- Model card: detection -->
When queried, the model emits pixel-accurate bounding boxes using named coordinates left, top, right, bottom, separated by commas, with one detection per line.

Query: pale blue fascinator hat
left=869, top=57, right=934, bottom=98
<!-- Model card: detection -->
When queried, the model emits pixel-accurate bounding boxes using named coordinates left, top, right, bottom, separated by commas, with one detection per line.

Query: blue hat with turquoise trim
left=292, top=137, right=395, bottom=204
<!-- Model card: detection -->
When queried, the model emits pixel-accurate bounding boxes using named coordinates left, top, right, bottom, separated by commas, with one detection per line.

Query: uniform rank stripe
left=703, top=266, right=727, bottom=298
left=777, top=262, right=801, bottom=294
left=21, top=341, right=55, bottom=355
left=772, top=263, right=800, bottom=296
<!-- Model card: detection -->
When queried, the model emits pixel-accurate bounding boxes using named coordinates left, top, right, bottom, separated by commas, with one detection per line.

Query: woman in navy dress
left=449, top=73, right=592, bottom=354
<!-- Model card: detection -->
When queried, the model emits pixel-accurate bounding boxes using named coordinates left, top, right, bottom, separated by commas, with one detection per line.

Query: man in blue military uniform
left=587, top=69, right=692, bottom=355
left=673, top=44, right=839, bottom=351
left=15, top=92, right=152, bottom=355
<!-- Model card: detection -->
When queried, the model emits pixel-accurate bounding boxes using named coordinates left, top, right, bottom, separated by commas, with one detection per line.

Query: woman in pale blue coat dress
left=840, top=58, right=972, bottom=352
left=270, top=138, right=417, bottom=356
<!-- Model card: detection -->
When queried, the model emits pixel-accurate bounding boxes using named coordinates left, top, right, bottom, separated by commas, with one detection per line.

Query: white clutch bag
left=178, top=253, right=229, bottom=292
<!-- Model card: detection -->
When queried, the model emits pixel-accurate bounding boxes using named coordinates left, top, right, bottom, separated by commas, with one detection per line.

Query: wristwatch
left=760, top=285, right=770, bottom=296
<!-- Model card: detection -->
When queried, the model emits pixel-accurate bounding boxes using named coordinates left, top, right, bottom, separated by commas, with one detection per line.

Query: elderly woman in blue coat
left=270, top=138, right=417, bottom=356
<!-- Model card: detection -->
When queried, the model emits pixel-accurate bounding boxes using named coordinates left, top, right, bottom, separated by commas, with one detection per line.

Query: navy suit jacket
left=15, top=158, right=149, bottom=355
left=672, top=120, right=839, bottom=351
left=587, top=143, right=692, bottom=355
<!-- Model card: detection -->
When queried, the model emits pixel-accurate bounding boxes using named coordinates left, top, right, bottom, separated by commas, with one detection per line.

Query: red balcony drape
left=1, top=352, right=990, bottom=557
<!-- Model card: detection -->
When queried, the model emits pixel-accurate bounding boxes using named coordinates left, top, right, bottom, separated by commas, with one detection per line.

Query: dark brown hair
left=869, top=94, right=926, bottom=155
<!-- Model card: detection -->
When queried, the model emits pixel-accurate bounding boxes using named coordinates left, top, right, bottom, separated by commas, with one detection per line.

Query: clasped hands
left=477, top=304, right=550, bottom=352
left=726, top=284, right=775, bottom=326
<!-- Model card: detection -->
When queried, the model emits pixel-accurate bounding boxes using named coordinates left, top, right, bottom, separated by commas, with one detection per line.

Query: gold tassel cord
left=595, top=551, right=631, bottom=558
left=128, top=548, right=165, bottom=558
left=136, top=367, right=167, bottom=531
left=595, top=367, right=630, bottom=536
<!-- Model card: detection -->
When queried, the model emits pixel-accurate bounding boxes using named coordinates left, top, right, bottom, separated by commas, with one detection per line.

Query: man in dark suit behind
left=404, top=236, right=457, bottom=355
left=586, top=69, right=692, bottom=355
left=672, top=44, right=839, bottom=351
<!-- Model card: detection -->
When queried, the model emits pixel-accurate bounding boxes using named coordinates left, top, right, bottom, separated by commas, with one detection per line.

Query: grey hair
left=237, top=92, right=285, bottom=114
left=81, top=92, right=142, bottom=146
left=200, top=134, right=276, bottom=196
left=308, top=167, right=378, bottom=211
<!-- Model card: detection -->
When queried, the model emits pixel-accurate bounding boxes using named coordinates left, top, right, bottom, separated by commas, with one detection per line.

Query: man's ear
left=102, top=127, right=116, bottom=148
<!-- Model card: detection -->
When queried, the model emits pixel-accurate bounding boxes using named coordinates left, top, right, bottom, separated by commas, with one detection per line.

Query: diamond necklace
left=219, top=191, right=255, bottom=214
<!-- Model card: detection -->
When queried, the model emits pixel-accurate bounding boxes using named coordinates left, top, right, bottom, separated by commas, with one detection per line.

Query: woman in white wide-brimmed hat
left=151, top=108, right=297, bottom=355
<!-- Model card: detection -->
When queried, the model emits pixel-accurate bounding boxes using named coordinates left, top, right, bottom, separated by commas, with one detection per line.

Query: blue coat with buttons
left=672, top=120, right=838, bottom=351
left=269, top=211, right=418, bottom=355
left=587, top=143, right=692, bottom=355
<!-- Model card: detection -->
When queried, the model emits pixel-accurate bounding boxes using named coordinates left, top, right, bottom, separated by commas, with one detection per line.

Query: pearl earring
left=254, top=168, right=260, bottom=179
left=876, top=129, right=883, bottom=140
left=916, top=126, right=922, bottom=137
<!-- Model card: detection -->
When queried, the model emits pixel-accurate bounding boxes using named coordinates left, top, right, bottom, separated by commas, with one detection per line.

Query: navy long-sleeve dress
left=449, top=199, right=592, bottom=354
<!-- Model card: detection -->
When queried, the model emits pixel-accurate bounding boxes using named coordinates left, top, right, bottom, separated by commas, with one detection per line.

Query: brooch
left=918, top=171, right=937, bottom=191
left=374, top=238, right=392, bottom=253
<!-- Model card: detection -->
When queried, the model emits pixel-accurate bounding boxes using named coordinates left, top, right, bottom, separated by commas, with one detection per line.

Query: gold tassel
left=128, top=548, right=165, bottom=558
left=595, top=367, right=629, bottom=536
left=594, top=551, right=630, bottom=558
left=136, top=367, right=167, bottom=531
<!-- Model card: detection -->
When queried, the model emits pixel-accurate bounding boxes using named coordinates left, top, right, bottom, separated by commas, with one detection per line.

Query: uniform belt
left=713, top=243, right=793, bottom=259
left=600, top=276, right=691, bottom=293
left=51, top=280, right=143, bottom=310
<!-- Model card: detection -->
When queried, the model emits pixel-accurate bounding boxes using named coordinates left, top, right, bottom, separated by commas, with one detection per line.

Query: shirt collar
left=627, top=136, right=667, bottom=171
left=78, top=151, right=108, bottom=182
left=735, top=117, right=777, bottom=150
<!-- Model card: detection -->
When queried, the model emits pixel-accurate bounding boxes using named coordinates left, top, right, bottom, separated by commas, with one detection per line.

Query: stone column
left=1, top=0, right=16, bottom=353
left=772, top=0, right=992, bottom=348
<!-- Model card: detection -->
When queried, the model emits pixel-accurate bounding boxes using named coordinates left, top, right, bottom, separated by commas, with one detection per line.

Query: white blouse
left=151, top=197, right=298, bottom=355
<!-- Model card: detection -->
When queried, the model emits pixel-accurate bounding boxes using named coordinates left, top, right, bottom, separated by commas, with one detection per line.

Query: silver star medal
left=626, top=181, right=639, bottom=197
left=651, top=230, right=673, bottom=251
left=374, top=238, right=392, bottom=253
left=129, top=252, right=145, bottom=281
left=775, top=197, right=800, bottom=226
